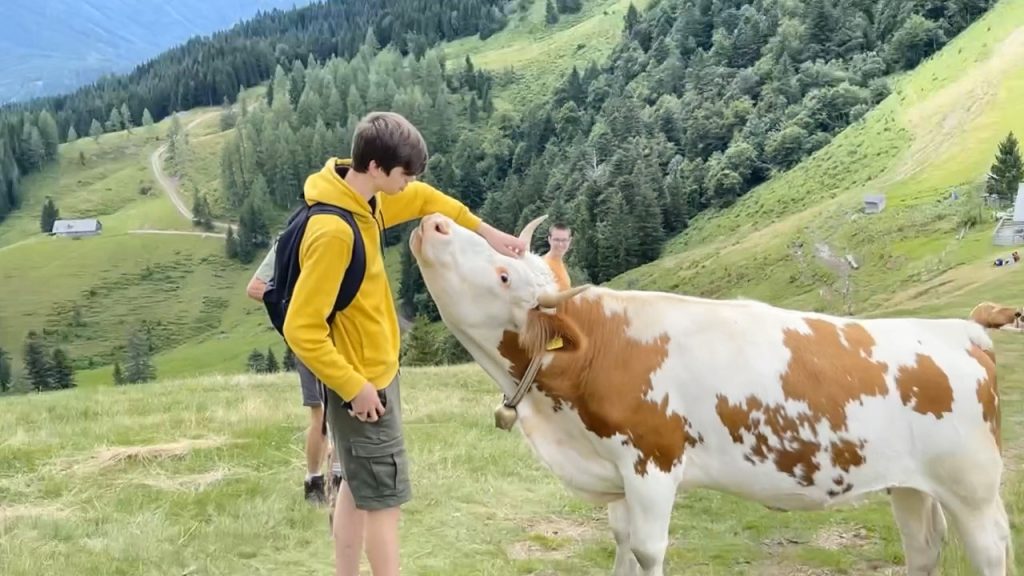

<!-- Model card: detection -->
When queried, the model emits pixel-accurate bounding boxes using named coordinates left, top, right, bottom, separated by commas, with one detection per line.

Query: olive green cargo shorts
left=325, top=374, right=411, bottom=511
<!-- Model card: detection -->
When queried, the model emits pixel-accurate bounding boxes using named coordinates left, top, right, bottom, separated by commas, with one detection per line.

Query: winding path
left=145, top=111, right=230, bottom=234
left=142, top=108, right=414, bottom=332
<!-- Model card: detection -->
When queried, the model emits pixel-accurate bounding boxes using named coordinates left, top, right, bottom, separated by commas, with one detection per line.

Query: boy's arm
left=380, top=181, right=481, bottom=230
left=381, top=181, right=526, bottom=256
left=246, top=243, right=277, bottom=301
left=282, top=220, right=366, bottom=401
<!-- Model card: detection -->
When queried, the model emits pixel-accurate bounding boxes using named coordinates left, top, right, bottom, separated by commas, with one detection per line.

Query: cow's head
left=409, top=213, right=590, bottom=396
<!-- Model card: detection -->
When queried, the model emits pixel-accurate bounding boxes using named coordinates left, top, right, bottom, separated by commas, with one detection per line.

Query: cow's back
left=619, top=294, right=1000, bottom=510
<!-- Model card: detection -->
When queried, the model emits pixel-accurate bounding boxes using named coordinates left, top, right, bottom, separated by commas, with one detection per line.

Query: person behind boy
left=541, top=222, right=572, bottom=290
left=283, top=111, right=526, bottom=576
left=246, top=245, right=336, bottom=505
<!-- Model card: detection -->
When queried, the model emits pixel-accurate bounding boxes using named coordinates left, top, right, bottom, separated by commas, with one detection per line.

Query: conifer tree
left=987, top=131, right=1024, bottom=202
left=40, top=197, right=59, bottom=233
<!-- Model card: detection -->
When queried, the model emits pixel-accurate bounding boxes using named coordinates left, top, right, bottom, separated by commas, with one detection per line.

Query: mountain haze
left=0, top=0, right=316, bottom=104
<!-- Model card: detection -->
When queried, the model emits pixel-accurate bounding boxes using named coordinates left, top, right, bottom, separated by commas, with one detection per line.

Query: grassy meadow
left=2, top=349, right=1022, bottom=575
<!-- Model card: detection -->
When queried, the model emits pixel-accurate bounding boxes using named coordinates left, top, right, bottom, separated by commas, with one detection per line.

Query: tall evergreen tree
left=124, top=325, right=156, bottom=384
left=40, top=197, right=59, bottom=233
left=264, top=347, right=279, bottom=372
left=89, top=119, right=103, bottom=141
left=0, top=347, right=12, bottom=393
left=987, top=131, right=1024, bottom=202
left=23, top=331, right=50, bottom=392
left=545, top=0, right=559, bottom=24
left=248, top=349, right=266, bottom=372
left=50, top=348, right=75, bottom=389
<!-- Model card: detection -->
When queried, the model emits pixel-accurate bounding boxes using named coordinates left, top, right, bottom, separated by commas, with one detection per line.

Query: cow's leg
left=608, top=498, right=640, bottom=576
left=941, top=494, right=1011, bottom=576
left=929, top=450, right=1012, bottom=576
left=622, top=472, right=676, bottom=576
left=889, top=487, right=947, bottom=575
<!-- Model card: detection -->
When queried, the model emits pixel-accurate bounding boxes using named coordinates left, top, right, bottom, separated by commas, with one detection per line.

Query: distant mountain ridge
left=0, top=0, right=314, bottom=104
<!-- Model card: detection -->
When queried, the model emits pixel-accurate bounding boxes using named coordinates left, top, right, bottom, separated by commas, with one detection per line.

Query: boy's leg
left=332, top=480, right=366, bottom=576
left=326, top=373, right=410, bottom=576
left=297, top=360, right=328, bottom=504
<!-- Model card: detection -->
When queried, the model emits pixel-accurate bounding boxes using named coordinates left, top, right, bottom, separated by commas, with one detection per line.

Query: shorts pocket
left=349, top=436, right=405, bottom=495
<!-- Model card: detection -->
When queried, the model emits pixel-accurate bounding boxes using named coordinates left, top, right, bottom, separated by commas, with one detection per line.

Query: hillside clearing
left=442, top=0, right=649, bottom=109
left=610, top=1, right=1024, bottom=319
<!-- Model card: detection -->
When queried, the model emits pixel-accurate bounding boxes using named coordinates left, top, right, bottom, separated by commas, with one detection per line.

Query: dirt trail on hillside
left=128, top=229, right=226, bottom=239
left=149, top=110, right=231, bottom=232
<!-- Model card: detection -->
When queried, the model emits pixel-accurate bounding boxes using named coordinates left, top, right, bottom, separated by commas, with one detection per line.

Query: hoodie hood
left=303, top=158, right=372, bottom=217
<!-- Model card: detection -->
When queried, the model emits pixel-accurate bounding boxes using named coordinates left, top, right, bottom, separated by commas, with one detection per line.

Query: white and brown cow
left=409, top=213, right=1012, bottom=576
left=970, top=301, right=1024, bottom=331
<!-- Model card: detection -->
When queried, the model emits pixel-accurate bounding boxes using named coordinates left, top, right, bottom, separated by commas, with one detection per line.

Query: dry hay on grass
left=506, top=514, right=601, bottom=561
left=65, top=436, right=234, bottom=472
left=129, top=467, right=235, bottom=492
left=0, top=503, right=72, bottom=524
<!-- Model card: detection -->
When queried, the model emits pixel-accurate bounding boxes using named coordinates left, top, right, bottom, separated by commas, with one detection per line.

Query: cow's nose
left=431, top=218, right=450, bottom=236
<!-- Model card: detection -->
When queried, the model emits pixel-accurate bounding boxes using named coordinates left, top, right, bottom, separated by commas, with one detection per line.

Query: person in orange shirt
left=542, top=223, right=572, bottom=290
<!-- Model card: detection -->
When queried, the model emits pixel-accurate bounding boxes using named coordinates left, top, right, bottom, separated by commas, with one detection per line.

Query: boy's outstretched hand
left=478, top=223, right=528, bottom=258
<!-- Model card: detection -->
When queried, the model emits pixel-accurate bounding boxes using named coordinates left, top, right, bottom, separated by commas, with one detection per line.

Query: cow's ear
left=522, top=308, right=585, bottom=356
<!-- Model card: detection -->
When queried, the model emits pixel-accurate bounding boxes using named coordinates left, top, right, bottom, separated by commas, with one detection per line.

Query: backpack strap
left=306, top=203, right=366, bottom=324
left=304, top=203, right=366, bottom=437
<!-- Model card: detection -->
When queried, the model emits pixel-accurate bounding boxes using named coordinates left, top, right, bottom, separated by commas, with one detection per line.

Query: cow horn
left=518, top=214, right=549, bottom=245
left=536, top=284, right=591, bottom=309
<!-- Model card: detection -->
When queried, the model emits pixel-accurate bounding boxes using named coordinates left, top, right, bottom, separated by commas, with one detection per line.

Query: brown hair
left=350, top=111, right=428, bottom=176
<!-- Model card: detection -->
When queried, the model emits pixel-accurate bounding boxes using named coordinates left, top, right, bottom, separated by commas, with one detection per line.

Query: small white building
left=863, top=194, right=886, bottom=214
left=51, top=218, right=102, bottom=238
left=991, top=183, right=1024, bottom=246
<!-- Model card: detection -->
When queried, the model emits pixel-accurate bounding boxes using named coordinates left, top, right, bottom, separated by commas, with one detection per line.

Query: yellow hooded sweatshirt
left=283, top=158, right=482, bottom=401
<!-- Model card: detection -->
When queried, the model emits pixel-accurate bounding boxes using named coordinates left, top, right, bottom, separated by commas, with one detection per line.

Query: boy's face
left=371, top=161, right=418, bottom=195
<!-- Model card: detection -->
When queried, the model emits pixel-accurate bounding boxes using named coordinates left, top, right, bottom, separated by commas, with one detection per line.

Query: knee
left=611, top=525, right=630, bottom=548
left=630, top=540, right=666, bottom=572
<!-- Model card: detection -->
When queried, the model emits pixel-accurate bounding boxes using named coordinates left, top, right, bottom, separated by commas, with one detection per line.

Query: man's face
left=547, top=227, right=572, bottom=257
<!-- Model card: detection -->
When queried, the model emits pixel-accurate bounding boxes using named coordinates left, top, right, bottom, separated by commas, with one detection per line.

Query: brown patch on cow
left=715, top=395, right=821, bottom=486
left=498, top=296, right=700, bottom=476
left=716, top=318, right=886, bottom=488
left=894, top=353, right=954, bottom=419
left=830, top=439, right=865, bottom=472
left=780, top=319, right=889, bottom=432
left=967, top=344, right=1001, bottom=451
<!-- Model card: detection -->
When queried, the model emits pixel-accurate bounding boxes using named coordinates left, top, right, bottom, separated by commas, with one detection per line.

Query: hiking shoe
left=304, top=474, right=326, bottom=505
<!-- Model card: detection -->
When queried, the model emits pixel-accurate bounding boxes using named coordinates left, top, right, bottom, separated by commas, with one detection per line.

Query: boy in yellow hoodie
left=283, top=111, right=526, bottom=576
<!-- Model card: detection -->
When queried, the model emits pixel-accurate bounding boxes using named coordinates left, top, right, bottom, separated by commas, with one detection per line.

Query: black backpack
left=262, top=202, right=366, bottom=338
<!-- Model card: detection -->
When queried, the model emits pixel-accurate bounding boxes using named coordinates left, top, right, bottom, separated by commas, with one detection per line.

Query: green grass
left=181, top=128, right=234, bottom=220
left=2, top=360, right=1022, bottom=574
left=0, top=230, right=277, bottom=383
left=441, top=0, right=650, bottom=110
left=0, top=119, right=182, bottom=248
left=0, top=102, right=276, bottom=383
left=609, top=0, right=1024, bottom=318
